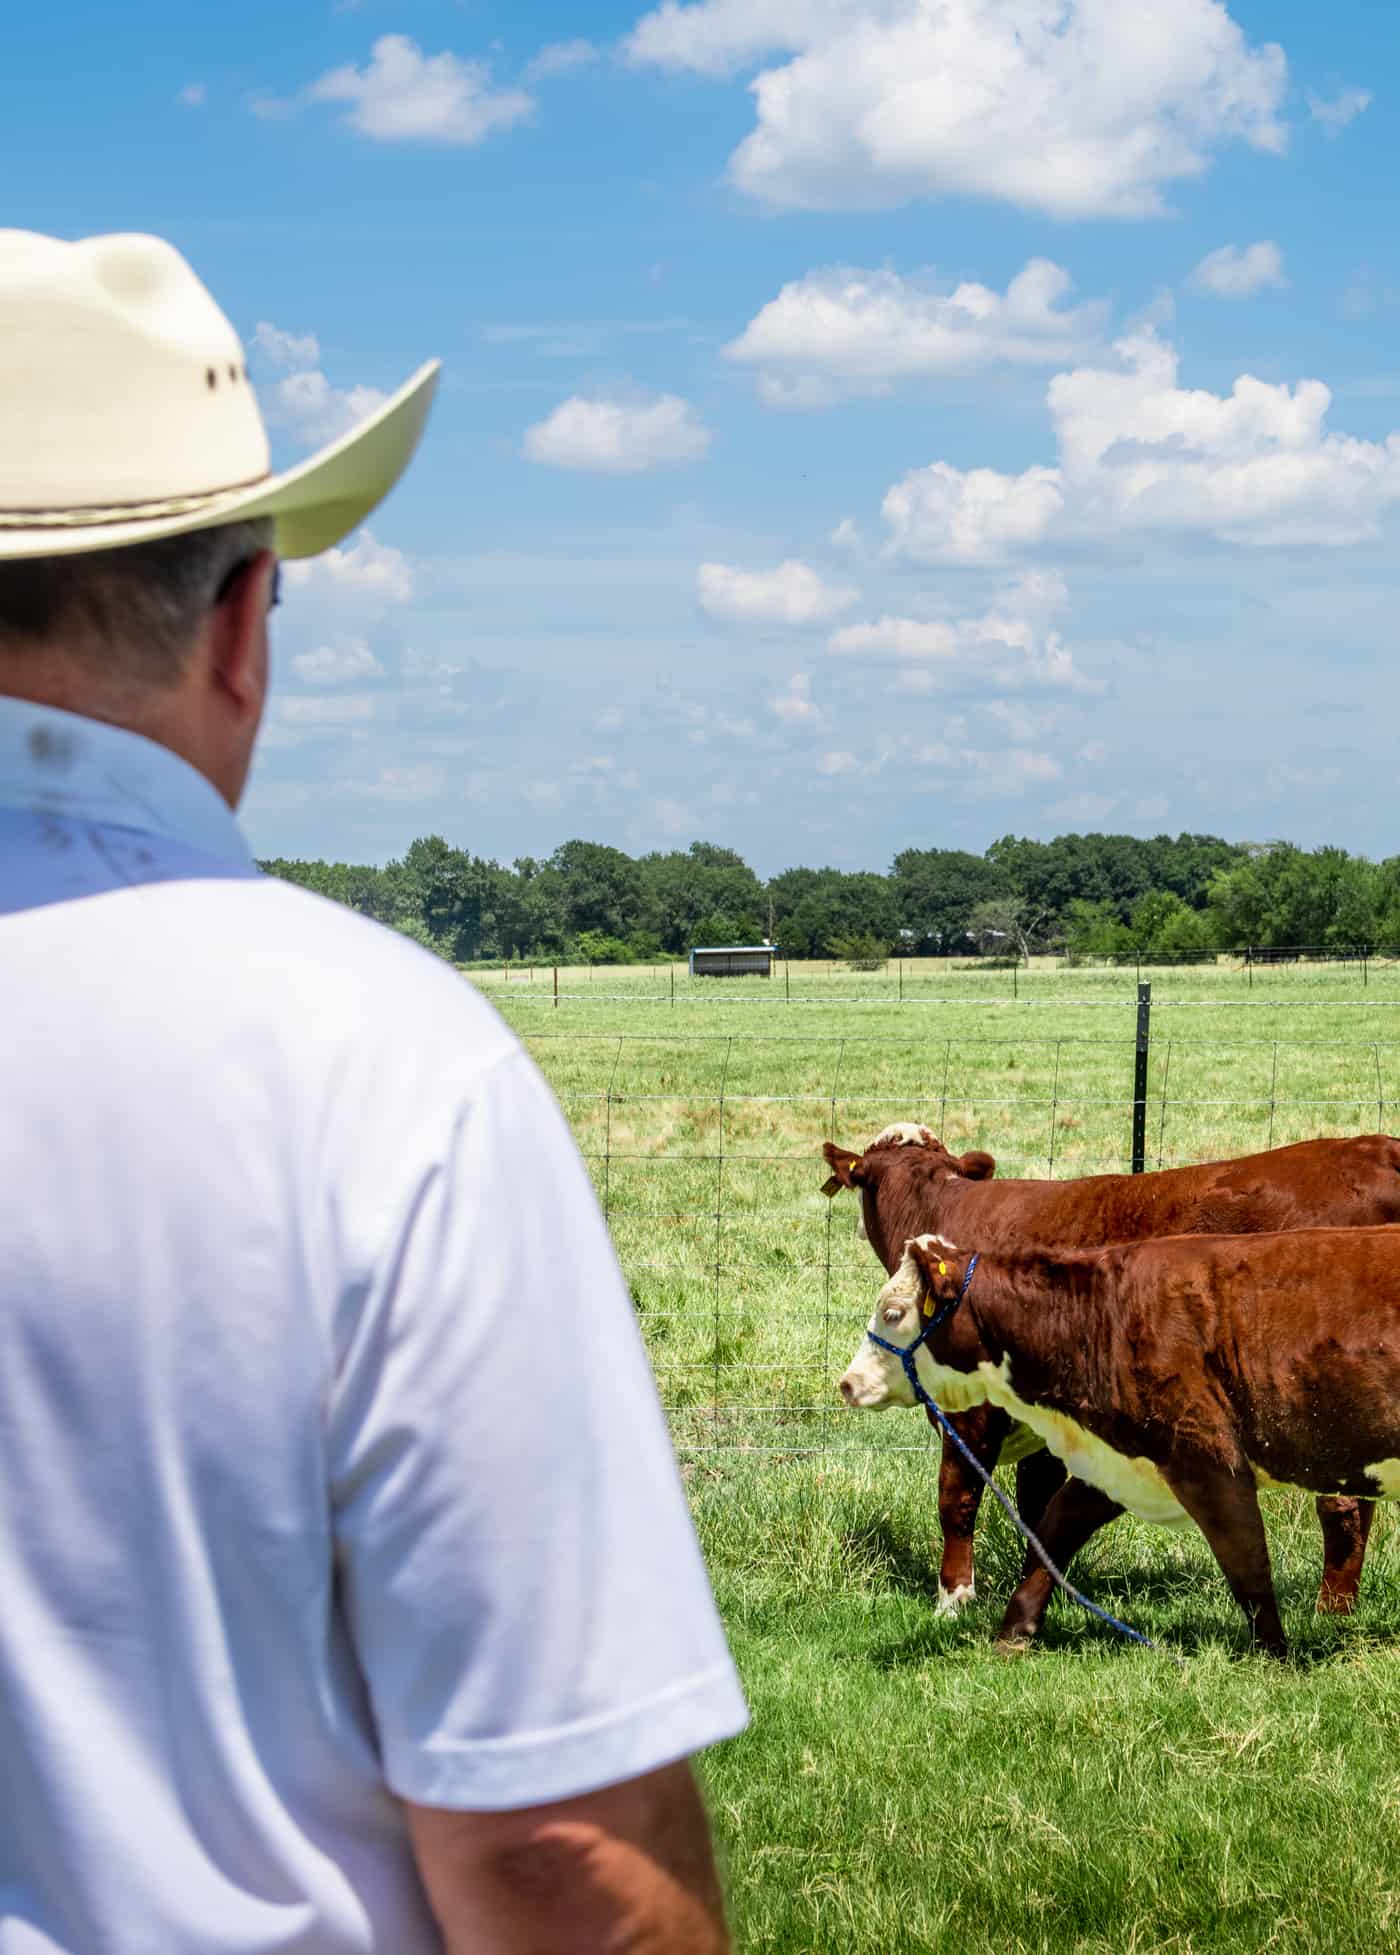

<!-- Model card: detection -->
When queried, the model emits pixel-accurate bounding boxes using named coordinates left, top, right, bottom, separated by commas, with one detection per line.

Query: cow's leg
left=995, top=1478, right=1124, bottom=1650
left=1014, top=1447, right=1067, bottom=1535
left=1315, top=1495, right=1376, bottom=1615
left=931, top=1403, right=1012, bottom=1615
left=1167, top=1465, right=1286, bottom=1657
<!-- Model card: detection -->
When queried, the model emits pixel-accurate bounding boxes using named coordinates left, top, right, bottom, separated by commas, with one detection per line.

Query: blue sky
left=8, top=0, right=1400, bottom=874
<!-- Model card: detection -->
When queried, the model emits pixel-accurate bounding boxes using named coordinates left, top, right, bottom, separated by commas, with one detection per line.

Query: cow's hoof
left=936, top=1583, right=975, bottom=1618
left=1316, top=1586, right=1358, bottom=1616
left=994, top=1633, right=1035, bottom=1659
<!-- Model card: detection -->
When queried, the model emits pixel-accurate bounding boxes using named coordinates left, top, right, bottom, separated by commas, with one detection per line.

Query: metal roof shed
left=688, top=945, right=777, bottom=978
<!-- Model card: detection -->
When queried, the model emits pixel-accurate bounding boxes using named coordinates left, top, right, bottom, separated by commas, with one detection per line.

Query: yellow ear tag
left=939, top=1261, right=948, bottom=1275
left=921, top=1297, right=933, bottom=1319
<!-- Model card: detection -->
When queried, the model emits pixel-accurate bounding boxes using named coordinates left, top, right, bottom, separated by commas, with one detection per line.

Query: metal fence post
left=553, top=965, right=558, bottom=1008
left=1131, top=981, right=1151, bottom=1173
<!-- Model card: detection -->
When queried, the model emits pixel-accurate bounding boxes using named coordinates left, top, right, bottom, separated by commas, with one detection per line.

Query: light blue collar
left=0, top=696, right=254, bottom=867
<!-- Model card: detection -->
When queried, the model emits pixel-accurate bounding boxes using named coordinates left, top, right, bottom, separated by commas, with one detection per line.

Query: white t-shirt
left=0, top=699, right=747, bottom=1955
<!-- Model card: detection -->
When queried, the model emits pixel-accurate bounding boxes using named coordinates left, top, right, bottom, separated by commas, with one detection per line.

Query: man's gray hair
left=0, top=519, right=276, bottom=684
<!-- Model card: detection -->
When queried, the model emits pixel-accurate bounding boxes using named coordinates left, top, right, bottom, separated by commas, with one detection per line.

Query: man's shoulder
left=176, top=872, right=521, bottom=1079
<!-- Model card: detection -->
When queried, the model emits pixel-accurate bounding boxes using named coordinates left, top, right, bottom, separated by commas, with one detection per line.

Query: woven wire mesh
left=521, top=1021, right=1399, bottom=1459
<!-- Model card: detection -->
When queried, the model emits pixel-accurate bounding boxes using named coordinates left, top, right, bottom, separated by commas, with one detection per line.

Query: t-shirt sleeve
left=326, top=1044, right=748, bottom=1812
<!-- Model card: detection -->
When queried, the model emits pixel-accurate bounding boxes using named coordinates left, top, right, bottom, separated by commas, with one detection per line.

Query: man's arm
left=404, top=1760, right=731, bottom=1955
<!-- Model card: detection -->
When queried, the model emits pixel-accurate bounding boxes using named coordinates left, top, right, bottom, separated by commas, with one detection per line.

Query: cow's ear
left=821, top=1142, right=865, bottom=1193
left=957, top=1150, right=996, bottom=1181
left=908, top=1240, right=938, bottom=1282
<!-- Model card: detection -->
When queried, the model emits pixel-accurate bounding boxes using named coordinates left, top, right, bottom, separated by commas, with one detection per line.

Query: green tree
left=637, top=843, right=764, bottom=953
left=891, top=848, right=1012, bottom=952
left=546, top=840, right=645, bottom=942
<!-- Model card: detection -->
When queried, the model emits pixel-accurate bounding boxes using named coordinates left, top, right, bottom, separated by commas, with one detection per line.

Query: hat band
left=0, top=473, right=272, bottom=531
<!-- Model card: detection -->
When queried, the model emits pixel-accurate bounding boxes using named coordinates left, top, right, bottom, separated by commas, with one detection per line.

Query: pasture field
left=484, top=962, right=1400, bottom=1953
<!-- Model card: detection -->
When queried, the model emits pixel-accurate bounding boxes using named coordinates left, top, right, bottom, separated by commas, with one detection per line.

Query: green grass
left=479, top=962, right=1400, bottom=1953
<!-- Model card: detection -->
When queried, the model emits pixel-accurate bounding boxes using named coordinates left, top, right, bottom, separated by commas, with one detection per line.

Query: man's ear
left=209, top=549, right=276, bottom=717
left=957, top=1150, right=996, bottom=1181
left=821, top=1142, right=866, bottom=1196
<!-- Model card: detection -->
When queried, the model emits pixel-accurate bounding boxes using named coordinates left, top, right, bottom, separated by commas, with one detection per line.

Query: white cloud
left=283, top=530, right=416, bottom=604
left=654, top=797, right=692, bottom=834
left=697, top=559, right=859, bottom=624
left=727, top=259, right=1103, bottom=406
left=1136, top=794, right=1170, bottom=820
left=829, top=569, right=1097, bottom=693
left=625, top=0, right=1287, bottom=219
left=882, top=462, right=1066, bottom=565
left=358, top=763, right=447, bottom=801
left=817, top=750, right=859, bottom=774
left=250, top=321, right=387, bottom=448
left=1308, top=87, right=1371, bottom=134
left=275, top=694, right=378, bottom=725
left=307, top=35, right=532, bottom=145
left=526, top=39, right=598, bottom=80
left=772, top=671, right=822, bottom=725
left=178, top=83, right=206, bottom=108
left=523, top=391, right=711, bottom=471
left=252, top=322, right=321, bottom=370
left=290, top=639, right=385, bottom=685
left=962, top=746, right=1063, bottom=791
left=882, top=330, right=1400, bottom=562
left=1189, top=241, right=1286, bottom=300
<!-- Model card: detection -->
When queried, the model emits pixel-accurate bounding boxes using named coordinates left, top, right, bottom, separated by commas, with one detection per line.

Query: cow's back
left=927, top=1133, right=1400, bottom=1252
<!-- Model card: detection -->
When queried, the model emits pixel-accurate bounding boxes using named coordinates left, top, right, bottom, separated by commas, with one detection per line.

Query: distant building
left=688, top=944, right=777, bottom=978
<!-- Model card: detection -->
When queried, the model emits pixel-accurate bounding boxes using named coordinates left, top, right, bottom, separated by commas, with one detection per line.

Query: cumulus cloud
left=283, top=530, right=416, bottom=604
left=624, top=0, right=1287, bottom=219
left=1308, top=87, right=1371, bottom=134
left=358, top=763, right=448, bottom=801
left=726, top=259, right=1103, bottom=405
left=829, top=567, right=1097, bottom=693
left=817, top=750, right=860, bottom=774
left=1189, top=241, right=1286, bottom=300
left=178, top=83, right=206, bottom=108
left=771, top=671, right=823, bottom=724
left=523, top=391, right=711, bottom=471
left=306, top=35, right=532, bottom=145
left=881, top=330, right=1400, bottom=562
left=250, top=321, right=387, bottom=447
left=290, top=639, right=386, bottom=685
left=697, top=559, right=859, bottom=624
left=882, top=463, right=1065, bottom=565
left=275, top=694, right=378, bottom=725
left=526, top=38, right=598, bottom=80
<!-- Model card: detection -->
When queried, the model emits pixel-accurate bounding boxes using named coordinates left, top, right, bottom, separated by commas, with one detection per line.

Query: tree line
left=258, top=830, right=1400, bottom=966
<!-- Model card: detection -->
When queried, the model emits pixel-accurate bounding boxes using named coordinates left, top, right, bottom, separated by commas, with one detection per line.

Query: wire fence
left=478, top=951, right=1400, bottom=1010
left=521, top=1012, right=1400, bottom=1459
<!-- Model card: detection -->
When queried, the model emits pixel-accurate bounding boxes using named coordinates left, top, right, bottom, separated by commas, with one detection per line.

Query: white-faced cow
left=840, top=1226, right=1400, bottom=1657
left=822, top=1128, right=1400, bottom=1617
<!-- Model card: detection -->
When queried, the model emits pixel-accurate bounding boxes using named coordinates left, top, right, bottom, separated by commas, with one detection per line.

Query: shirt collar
left=0, top=696, right=254, bottom=867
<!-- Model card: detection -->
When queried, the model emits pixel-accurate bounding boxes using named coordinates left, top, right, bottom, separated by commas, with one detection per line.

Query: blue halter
left=861, top=1248, right=1171, bottom=1660
left=864, top=1252, right=980, bottom=1393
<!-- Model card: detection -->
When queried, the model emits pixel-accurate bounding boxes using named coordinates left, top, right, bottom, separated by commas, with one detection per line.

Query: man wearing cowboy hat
left=0, top=231, right=745, bottom=1953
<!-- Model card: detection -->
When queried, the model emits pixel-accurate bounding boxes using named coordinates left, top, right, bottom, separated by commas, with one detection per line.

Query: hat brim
left=0, top=360, right=440, bottom=560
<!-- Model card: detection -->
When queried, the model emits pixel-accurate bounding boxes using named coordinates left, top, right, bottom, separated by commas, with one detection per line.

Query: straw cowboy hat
left=0, top=229, right=438, bottom=560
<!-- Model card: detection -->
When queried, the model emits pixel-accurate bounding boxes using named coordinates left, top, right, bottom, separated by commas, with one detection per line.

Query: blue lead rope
left=864, top=1253, right=1177, bottom=1661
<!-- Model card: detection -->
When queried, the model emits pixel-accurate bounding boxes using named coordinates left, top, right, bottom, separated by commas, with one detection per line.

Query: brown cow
left=822, top=1128, right=1400, bottom=1615
left=838, top=1226, right=1400, bottom=1657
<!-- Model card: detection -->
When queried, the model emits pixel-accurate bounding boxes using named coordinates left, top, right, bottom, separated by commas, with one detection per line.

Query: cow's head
left=822, top=1129, right=995, bottom=1272
left=837, top=1235, right=989, bottom=1412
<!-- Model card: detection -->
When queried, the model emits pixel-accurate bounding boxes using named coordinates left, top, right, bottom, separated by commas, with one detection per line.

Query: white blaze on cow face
left=838, top=1235, right=993, bottom=1412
